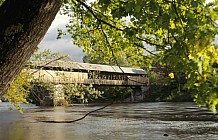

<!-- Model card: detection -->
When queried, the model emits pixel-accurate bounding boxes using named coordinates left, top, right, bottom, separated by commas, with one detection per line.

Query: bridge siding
left=29, top=69, right=148, bottom=86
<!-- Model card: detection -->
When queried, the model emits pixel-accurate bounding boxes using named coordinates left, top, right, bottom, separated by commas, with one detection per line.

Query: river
left=0, top=102, right=217, bottom=140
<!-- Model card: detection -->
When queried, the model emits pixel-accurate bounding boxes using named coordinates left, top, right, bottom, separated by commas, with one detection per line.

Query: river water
left=0, top=102, right=217, bottom=140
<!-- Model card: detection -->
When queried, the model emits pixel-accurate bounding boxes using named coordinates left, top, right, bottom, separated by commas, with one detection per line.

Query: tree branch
left=171, top=0, right=185, bottom=33
left=39, top=101, right=114, bottom=123
left=30, top=56, right=65, bottom=75
left=76, top=0, right=164, bottom=53
left=76, top=0, right=122, bottom=31
left=133, top=42, right=156, bottom=55
left=100, top=25, right=148, bottom=85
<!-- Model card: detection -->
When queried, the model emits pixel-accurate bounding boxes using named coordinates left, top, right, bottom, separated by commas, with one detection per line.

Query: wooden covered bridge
left=29, top=61, right=149, bottom=86
left=28, top=61, right=149, bottom=105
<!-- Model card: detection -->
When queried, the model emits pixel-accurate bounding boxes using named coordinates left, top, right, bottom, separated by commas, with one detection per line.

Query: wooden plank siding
left=28, top=69, right=148, bottom=86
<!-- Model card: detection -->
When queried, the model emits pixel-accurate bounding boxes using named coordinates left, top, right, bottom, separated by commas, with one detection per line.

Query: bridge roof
left=32, top=61, right=147, bottom=75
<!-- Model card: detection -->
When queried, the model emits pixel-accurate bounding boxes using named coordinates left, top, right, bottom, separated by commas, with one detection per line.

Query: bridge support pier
left=37, top=84, right=65, bottom=106
left=53, top=84, right=65, bottom=106
left=131, top=86, right=148, bottom=102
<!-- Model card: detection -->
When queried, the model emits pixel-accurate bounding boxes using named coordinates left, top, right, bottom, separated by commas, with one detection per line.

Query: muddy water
left=0, top=102, right=217, bottom=140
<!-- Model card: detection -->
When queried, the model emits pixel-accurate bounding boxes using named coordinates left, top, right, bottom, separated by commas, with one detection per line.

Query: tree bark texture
left=0, top=0, right=62, bottom=96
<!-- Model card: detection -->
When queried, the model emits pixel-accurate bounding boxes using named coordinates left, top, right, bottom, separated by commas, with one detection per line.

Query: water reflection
left=0, top=102, right=217, bottom=140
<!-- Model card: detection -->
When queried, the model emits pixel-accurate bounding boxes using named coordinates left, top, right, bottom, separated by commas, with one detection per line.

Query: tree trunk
left=0, top=0, right=62, bottom=96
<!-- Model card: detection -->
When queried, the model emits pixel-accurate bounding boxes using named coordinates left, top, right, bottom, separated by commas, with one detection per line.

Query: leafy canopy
left=0, top=0, right=5, bottom=6
left=59, top=0, right=218, bottom=112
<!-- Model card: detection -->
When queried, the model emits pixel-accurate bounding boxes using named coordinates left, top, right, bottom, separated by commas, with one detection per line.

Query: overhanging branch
left=76, top=0, right=165, bottom=53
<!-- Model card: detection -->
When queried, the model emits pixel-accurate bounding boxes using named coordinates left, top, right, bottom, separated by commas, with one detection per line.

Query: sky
left=39, top=1, right=217, bottom=62
left=38, top=13, right=84, bottom=62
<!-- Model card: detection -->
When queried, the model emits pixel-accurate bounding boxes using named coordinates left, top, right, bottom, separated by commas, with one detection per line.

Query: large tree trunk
left=0, top=0, right=62, bottom=96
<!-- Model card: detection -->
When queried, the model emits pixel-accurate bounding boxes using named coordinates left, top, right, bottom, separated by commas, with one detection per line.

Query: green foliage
left=147, top=69, right=191, bottom=102
left=184, top=45, right=218, bottom=112
left=64, top=83, right=103, bottom=104
left=28, top=82, right=55, bottom=105
left=28, top=49, right=71, bottom=65
left=147, top=84, right=192, bottom=102
left=0, top=0, right=5, bottom=6
left=4, top=71, right=31, bottom=113
left=95, top=86, right=133, bottom=102
left=148, top=71, right=171, bottom=86
left=60, top=0, right=149, bottom=68
left=60, top=0, right=218, bottom=112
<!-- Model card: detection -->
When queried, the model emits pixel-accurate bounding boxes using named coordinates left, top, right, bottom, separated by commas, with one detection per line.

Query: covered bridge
left=29, top=61, right=149, bottom=86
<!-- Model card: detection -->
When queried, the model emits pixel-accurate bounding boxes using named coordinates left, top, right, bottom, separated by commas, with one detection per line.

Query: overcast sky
left=38, top=13, right=84, bottom=62
left=39, top=3, right=218, bottom=62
